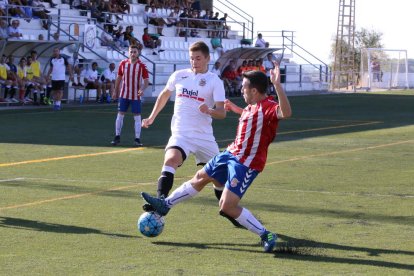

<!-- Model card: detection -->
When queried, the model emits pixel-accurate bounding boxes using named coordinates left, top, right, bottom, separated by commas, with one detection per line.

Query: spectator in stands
left=147, top=4, right=165, bottom=36
left=221, top=59, right=241, bottom=97
left=166, top=6, right=180, bottom=27
left=142, top=27, right=164, bottom=55
left=112, top=25, right=129, bottom=48
left=8, top=0, right=31, bottom=21
left=110, top=0, right=129, bottom=14
left=123, top=26, right=141, bottom=47
left=255, top=33, right=267, bottom=47
left=0, top=20, right=8, bottom=40
left=100, top=62, right=116, bottom=102
left=52, top=32, right=60, bottom=41
left=72, top=0, right=91, bottom=15
left=83, top=61, right=103, bottom=102
left=8, top=20, right=23, bottom=40
left=218, top=13, right=229, bottom=38
left=46, top=47, right=73, bottom=110
left=100, top=25, right=117, bottom=49
left=210, top=35, right=224, bottom=57
left=191, top=9, right=206, bottom=29
left=31, top=0, right=51, bottom=30
left=38, top=34, right=44, bottom=40
left=210, top=61, right=221, bottom=76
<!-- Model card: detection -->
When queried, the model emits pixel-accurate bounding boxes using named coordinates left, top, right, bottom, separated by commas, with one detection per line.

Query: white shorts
left=166, top=134, right=220, bottom=166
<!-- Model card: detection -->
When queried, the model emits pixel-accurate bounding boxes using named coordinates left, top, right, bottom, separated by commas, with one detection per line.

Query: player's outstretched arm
left=142, top=88, right=172, bottom=128
left=224, top=99, right=243, bottom=115
left=271, top=62, right=292, bottom=119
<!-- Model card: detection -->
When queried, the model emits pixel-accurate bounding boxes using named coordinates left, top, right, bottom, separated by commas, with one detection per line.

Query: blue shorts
left=204, top=151, right=259, bottom=198
left=118, top=98, right=141, bottom=114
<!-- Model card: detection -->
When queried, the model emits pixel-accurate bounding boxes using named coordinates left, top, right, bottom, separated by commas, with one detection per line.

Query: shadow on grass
left=0, top=216, right=138, bottom=239
left=196, top=197, right=414, bottom=226
left=275, top=234, right=414, bottom=270
left=153, top=233, right=414, bottom=271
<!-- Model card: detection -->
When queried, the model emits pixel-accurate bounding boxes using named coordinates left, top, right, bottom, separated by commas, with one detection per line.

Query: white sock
left=115, top=113, right=124, bottom=136
left=235, top=207, right=266, bottom=236
left=165, top=181, right=198, bottom=208
left=134, top=115, right=141, bottom=139
left=161, top=165, right=175, bottom=174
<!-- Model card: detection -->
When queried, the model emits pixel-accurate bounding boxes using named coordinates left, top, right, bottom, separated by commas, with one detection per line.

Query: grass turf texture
left=0, top=91, right=413, bottom=275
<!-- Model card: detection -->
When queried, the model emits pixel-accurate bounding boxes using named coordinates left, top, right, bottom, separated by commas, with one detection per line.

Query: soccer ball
left=137, top=212, right=165, bottom=237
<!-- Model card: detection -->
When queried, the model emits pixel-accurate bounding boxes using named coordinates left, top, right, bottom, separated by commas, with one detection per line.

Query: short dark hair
left=242, top=70, right=268, bottom=94
left=189, top=41, right=210, bottom=57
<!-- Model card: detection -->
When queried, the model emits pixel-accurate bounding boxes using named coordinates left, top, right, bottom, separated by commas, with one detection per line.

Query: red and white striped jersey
left=117, top=58, right=149, bottom=100
left=227, top=96, right=279, bottom=172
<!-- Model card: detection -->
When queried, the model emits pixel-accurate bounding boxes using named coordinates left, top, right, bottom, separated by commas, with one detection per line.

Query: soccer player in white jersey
left=141, top=63, right=292, bottom=253
left=142, top=41, right=245, bottom=224
left=46, top=48, right=73, bottom=110
left=111, top=44, right=149, bottom=147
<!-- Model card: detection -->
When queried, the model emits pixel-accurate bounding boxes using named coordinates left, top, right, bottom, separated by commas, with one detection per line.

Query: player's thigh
left=165, top=135, right=190, bottom=164
left=225, top=158, right=259, bottom=199
left=130, top=99, right=141, bottom=114
left=192, top=139, right=220, bottom=165
left=118, top=98, right=130, bottom=112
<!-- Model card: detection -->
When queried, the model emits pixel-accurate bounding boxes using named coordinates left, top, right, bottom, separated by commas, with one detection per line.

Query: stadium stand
left=0, top=0, right=331, bottom=107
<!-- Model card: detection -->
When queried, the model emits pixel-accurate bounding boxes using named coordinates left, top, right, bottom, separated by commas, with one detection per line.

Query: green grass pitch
left=0, top=90, right=413, bottom=275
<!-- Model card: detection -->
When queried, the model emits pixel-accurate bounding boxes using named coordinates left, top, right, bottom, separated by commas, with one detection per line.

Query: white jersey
left=166, top=68, right=225, bottom=140
left=49, top=56, right=69, bottom=81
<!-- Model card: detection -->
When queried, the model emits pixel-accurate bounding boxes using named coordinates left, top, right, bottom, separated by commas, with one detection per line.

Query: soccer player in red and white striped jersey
left=111, top=45, right=149, bottom=147
left=141, top=63, right=292, bottom=252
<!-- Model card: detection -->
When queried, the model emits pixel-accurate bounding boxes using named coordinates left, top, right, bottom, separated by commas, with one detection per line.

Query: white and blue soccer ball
left=137, top=212, right=165, bottom=237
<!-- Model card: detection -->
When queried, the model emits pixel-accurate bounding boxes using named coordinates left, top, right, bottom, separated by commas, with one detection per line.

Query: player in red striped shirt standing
left=111, top=44, right=149, bottom=147
left=142, top=63, right=292, bottom=253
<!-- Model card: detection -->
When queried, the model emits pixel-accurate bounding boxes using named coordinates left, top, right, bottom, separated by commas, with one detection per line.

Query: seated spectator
left=218, top=13, right=229, bottom=38
left=210, top=61, right=221, bottom=76
left=72, top=0, right=91, bottom=15
left=255, top=33, right=267, bottom=47
left=166, top=6, right=180, bottom=27
left=0, top=19, right=8, bottom=40
left=123, top=26, right=142, bottom=47
left=52, top=32, right=60, bottom=41
left=112, top=25, right=129, bottom=48
left=31, top=0, right=51, bottom=29
left=8, top=0, right=31, bottom=21
left=147, top=4, right=165, bottom=36
left=237, top=60, right=248, bottom=75
left=83, top=61, right=102, bottom=102
left=110, top=0, right=129, bottom=14
left=142, top=27, right=164, bottom=55
left=100, top=62, right=116, bottom=102
left=210, top=35, right=224, bottom=57
left=8, top=20, right=23, bottom=40
left=100, top=25, right=117, bottom=48
left=221, top=60, right=241, bottom=97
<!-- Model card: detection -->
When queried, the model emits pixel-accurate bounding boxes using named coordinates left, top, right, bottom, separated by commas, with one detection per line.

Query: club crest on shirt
left=230, top=178, right=239, bottom=187
left=199, top=78, right=206, bottom=86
